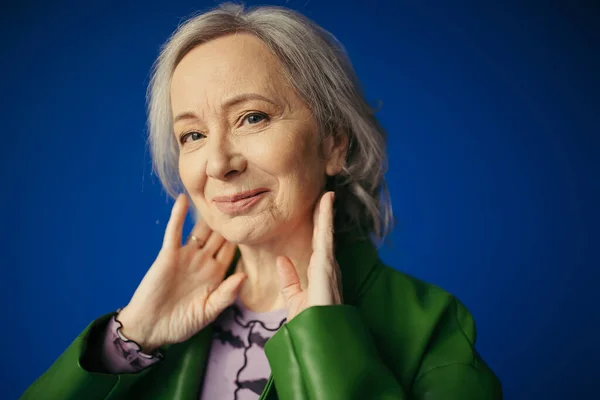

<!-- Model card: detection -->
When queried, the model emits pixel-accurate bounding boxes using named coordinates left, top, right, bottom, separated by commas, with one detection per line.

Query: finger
left=204, top=272, right=247, bottom=320
left=215, top=240, right=237, bottom=265
left=311, top=193, right=324, bottom=250
left=187, top=219, right=211, bottom=247
left=315, top=191, right=336, bottom=255
left=312, top=193, right=323, bottom=234
left=203, top=231, right=226, bottom=256
left=277, top=256, right=303, bottom=301
left=163, top=194, right=188, bottom=249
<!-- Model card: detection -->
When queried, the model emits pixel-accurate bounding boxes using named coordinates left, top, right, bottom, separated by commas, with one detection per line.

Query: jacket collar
left=335, top=229, right=380, bottom=305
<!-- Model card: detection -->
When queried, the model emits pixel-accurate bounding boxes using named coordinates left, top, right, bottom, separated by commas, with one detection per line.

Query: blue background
left=2, top=0, right=598, bottom=398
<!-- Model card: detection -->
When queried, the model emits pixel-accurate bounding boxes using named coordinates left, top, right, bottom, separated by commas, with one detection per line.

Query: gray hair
left=147, top=2, right=393, bottom=244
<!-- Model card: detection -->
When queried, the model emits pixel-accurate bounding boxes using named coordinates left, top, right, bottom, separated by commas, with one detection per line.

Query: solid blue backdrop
left=2, top=0, right=598, bottom=398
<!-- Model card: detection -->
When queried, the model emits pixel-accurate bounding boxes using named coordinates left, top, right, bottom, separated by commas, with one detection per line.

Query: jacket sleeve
left=264, top=305, right=408, bottom=400
left=20, top=313, right=156, bottom=400
left=410, top=297, right=503, bottom=399
left=264, top=303, right=501, bottom=400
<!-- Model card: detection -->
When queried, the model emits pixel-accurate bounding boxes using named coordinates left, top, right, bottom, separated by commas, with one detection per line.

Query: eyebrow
left=173, top=93, right=278, bottom=124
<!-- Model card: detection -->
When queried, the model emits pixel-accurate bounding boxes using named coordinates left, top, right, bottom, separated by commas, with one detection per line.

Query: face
left=170, top=33, right=345, bottom=244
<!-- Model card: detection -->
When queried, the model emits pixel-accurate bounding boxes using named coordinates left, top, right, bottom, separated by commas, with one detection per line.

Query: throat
left=237, top=279, right=284, bottom=312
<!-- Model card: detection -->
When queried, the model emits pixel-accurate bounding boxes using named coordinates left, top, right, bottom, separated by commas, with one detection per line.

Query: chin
left=216, top=216, right=278, bottom=245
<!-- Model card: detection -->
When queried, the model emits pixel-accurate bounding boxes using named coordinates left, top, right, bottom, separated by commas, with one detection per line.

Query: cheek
left=179, top=156, right=215, bottom=224
left=252, top=129, right=324, bottom=199
left=179, top=154, right=207, bottom=196
left=251, top=130, right=314, bottom=178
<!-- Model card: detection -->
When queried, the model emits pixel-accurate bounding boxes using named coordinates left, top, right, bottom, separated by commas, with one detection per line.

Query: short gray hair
left=147, top=2, right=393, bottom=244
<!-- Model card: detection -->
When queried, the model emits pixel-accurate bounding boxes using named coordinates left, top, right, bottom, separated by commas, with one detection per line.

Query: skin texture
left=171, top=33, right=346, bottom=312
left=118, top=33, right=347, bottom=351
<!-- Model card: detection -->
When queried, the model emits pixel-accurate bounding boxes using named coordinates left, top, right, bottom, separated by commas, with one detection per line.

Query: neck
left=235, top=219, right=313, bottom=312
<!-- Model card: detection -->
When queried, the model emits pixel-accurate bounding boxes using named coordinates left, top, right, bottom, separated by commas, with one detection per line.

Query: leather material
left=22, top=233, right=502, bottom=399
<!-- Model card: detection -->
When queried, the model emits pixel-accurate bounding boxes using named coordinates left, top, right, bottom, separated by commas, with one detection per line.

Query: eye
left=243, top=112, right=268, bottom=125
left=179, top=131, right=206, bottom=145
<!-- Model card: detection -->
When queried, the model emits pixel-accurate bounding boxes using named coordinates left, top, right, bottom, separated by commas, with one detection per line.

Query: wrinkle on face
left=170, top=32, right=333, bottom=245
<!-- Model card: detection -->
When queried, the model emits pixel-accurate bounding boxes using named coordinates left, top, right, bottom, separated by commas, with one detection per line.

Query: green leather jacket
left=22, top=234, right=502, bottom=399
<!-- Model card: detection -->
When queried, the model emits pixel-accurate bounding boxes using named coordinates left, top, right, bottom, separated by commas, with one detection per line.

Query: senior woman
left=23, top=3, right=501, bottom=400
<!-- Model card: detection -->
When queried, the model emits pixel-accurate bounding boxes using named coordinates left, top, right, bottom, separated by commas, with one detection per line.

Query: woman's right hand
left=116, top=194, right=247, bottom=353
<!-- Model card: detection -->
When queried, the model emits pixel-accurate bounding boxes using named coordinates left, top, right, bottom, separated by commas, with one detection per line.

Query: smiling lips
left=212, top=188, right=269, bottom=214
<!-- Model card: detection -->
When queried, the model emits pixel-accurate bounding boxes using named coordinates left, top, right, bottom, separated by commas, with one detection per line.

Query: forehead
left=171, top=33, right=286, bottom=109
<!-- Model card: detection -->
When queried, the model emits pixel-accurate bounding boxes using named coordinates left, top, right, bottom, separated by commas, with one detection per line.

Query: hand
left=276, top=191, right=343, bottom=321
left=117, top=194, right=247, bottom=352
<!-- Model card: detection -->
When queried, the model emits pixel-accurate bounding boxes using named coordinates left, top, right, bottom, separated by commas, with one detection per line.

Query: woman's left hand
left=276, top=191, right=343, bottom=321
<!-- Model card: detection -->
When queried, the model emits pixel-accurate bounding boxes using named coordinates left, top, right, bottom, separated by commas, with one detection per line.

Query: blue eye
left=244, top=113, right=267, bottom=125
left=180, top=131, right=205, bottom=144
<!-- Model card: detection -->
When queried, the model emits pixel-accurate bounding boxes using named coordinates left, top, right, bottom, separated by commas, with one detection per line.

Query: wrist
left=116, top=307, right=160, bottom=353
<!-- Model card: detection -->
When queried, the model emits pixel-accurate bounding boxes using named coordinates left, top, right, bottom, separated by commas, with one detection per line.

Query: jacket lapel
left=138, top=325, right=213, bottom=399
left=170, top=326, right=214, bottom=399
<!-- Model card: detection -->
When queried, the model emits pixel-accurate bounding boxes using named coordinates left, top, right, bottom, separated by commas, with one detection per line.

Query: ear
left=324, top=130, right=349, bottom=176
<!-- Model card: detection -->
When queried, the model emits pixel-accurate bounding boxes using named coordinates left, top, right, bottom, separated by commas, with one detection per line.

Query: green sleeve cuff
left=265, top=305, right=406, bottom=400
left=21, top=313, right=156, bottom=400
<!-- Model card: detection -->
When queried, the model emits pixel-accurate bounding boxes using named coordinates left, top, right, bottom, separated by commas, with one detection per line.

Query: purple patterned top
left=101, top=301, right=287, bottom=400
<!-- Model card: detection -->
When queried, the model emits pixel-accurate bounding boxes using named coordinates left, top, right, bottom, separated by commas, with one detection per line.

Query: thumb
left=204, top=272, right=247, bottom=321
left=276, top=256, right=303, bottom=301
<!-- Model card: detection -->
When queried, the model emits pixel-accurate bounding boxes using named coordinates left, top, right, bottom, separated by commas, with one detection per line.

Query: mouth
left=212, top=188, right=269, bottom=214
left=213, top=188, right=270, bottom=203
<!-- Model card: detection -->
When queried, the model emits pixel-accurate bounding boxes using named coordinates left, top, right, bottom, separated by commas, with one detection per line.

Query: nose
left=205, top=131, right=247, bottom=180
